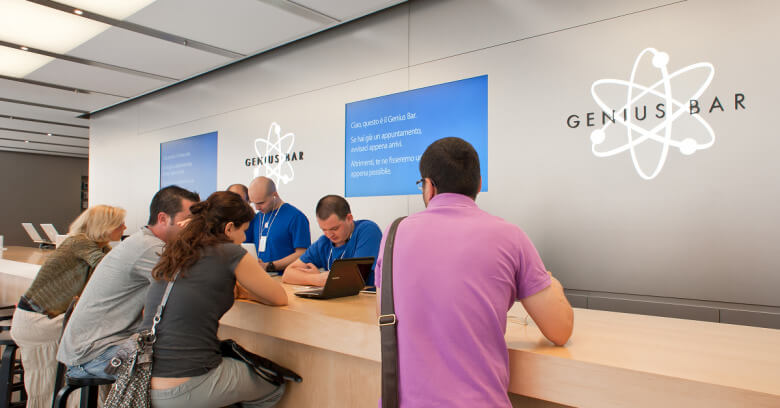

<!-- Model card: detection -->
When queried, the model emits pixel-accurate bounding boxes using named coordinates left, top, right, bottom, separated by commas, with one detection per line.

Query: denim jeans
left=66, top=345, right=119, bottom=380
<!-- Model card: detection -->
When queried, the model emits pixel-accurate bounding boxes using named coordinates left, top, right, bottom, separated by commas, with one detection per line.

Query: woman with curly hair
left=11, top=204, right=126, bottom=407
left=143, top=191, right=287, bottom=408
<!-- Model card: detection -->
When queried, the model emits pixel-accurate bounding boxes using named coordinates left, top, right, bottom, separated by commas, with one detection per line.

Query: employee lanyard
left=258, top=204, right=282, bottom=242
left=326, top=226, right=354, bottom=270
left=326, top=247, right=346, bottom=271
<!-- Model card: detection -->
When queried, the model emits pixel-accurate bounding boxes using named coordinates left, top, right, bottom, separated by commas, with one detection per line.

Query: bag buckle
left=378, top=314, right=397, bottom=326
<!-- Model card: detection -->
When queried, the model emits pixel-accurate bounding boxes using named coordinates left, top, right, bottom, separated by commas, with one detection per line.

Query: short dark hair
left=315, top=195, right=351, bottom=220
left=147, top=186, right=200, bottom=225
left=226, top=183, right=249, bottom=201
left=419, top=137, right=481, bottom=199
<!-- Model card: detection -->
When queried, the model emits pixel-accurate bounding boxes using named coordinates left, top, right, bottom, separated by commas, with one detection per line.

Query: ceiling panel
left=0, top=101, right=89, bottom=125
left=124, top=0, right=325, bottom=55
left=0, top=118, right=89, bottom=138
left=0, top=131, right=89, bottom=157
left=67, top=27, right=233, bottom=80
left=0, top=118, right=88, bottom=138
left=295, top=0, right=404, bottom=21
left=0, top=145, right=87, bottom=158
left=25, top=59, right=171, bottom=97
left=0, top=77, right=124, bottom=111
left=0, top=129, right=89, bottom=147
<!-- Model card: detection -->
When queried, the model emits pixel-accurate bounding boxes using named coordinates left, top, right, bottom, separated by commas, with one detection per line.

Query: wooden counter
left=218, top=284, right=780, bottom=408
left=2, top=248, right=778, bottom=407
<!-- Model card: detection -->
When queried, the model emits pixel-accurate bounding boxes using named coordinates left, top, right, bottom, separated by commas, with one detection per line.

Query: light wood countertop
left=221, top=281, right=780, bottom=407
left=2, top=250, right=778, bottom=406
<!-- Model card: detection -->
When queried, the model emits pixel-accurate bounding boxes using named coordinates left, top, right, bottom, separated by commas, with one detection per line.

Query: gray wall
left=88, top=0, right=780, bottom=327
left=0, top=150, right=88, bottom=246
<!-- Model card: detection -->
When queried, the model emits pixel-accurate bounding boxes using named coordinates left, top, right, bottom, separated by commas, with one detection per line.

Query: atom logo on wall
left=590, top=48, right=715, bottom=180
left=254, top=122, right=296, bottom=184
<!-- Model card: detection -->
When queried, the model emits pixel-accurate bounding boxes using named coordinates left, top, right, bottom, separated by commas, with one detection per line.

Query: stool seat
left=53, top=375, right=116, bottom=408
left=65, top=376, right=114, bottom=387
left=0, top=332, right=14, bottom=346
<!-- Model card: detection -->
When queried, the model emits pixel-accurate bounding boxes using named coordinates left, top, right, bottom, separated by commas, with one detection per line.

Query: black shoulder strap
left=379, top=216, right=405, bottom=408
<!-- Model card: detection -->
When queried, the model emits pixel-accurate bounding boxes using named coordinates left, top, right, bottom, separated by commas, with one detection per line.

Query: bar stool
left=52, top=375, right=114, bottom=408
left=0, top=306, right=14, bottom=332
left=0, top=331, right=26, bottom=408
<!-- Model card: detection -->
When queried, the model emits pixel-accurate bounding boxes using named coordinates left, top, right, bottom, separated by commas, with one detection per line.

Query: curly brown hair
left=152, top=191, right=255, bottom=281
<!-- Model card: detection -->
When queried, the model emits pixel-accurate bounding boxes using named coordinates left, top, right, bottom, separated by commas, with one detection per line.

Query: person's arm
left=520, top=273, right=573, bottom=346
left=270, top=248, right=306, bottom=271
left=234, top=254, right=287, bottom=306
left=282, top=258, right=327, bottom=286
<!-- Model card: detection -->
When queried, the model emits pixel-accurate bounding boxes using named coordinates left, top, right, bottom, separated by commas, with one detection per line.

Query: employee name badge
left=259, top=236, right=267, bottom=252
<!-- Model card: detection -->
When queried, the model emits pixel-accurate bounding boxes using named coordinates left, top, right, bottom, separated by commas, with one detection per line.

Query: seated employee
left=283, top=195, right=382, bottom=287
left=245, top=176, right=311, bottom=272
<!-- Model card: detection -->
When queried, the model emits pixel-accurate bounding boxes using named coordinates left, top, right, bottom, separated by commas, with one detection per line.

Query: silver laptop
left=241, top=243, right=258, bottom=259
left=294, top=257, right=374, bottom=300
left=40, top=224, right=60, bottom=243
left=21, top=222, right=51, bottom=245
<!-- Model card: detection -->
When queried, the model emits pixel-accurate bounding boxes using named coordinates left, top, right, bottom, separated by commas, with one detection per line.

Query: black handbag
left=220, top=339, right=302, bottom=386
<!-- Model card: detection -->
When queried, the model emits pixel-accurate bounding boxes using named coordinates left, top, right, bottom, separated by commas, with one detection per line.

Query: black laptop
left=294, top=257, right=374, bottom=299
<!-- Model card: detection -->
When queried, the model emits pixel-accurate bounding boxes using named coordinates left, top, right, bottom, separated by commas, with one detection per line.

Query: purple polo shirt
left=376, top=193, right=551, bottom=407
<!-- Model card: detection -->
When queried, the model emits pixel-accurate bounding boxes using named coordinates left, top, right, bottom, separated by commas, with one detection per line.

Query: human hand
left=302, top=263, right=319, bottom=274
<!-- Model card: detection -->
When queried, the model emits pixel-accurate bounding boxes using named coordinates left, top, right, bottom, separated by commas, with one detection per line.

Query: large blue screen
left=160, top=131, right=218, bottom=199
left=345, top=75, right=488, bottom=197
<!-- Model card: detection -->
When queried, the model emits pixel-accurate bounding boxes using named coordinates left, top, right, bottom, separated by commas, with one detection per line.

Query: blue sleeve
left=353, top=221, right=383, bottom=271
left=299, top=236, right=326, bottom=268
left=290, top=211, right=311, bottom=249
left=244, top=214, right=259, bottom=244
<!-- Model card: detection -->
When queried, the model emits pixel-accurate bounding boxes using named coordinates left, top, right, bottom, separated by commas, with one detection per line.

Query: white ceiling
left=0, top=0, right=406, bottom=158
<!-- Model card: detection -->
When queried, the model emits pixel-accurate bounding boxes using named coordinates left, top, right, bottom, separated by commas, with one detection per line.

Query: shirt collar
left=427, top=193, right=478, bottom=209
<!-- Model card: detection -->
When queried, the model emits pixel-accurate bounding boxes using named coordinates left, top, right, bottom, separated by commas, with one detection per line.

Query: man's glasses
left=416, top=178, right=436, bottom=191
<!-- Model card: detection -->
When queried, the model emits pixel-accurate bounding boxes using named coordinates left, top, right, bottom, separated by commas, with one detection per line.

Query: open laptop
left=40, top=224, right=60, bottom=243
left=21, top=223, right=53, bottom=247
left=241, top=243, right=280, bottom=276
left=295, top=257, right=374, bottom=300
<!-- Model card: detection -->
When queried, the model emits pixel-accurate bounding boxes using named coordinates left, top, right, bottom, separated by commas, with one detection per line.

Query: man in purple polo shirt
left=376, top=137, right=573, bottom=407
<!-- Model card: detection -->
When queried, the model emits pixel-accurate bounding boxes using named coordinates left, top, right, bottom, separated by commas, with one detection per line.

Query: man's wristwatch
left=266, top=261, right=276, bottom=272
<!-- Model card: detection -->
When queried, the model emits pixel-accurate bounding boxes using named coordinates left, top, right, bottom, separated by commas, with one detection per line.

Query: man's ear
left=157, top=212, right=170, bottom=226
left=345, top=213, right=354, bottom=223
left=224, top=221, right=235, bottom=236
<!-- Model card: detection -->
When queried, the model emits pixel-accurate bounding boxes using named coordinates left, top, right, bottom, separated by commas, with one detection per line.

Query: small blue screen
left=345, top=75, right=488, bottom=197
left=160, top=131, right=218, bottom=198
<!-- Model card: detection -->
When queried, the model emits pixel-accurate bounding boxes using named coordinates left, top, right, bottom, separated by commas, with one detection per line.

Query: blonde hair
left=68, top=205, right=127, bottom=243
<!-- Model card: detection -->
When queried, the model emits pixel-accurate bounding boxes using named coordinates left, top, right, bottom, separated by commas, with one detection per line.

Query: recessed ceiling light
left=20, top=46, right=28, bottom=51
left=24, top=140, right=30, bottom=143
left=47, top=133, right=52, bottom=136
left=73, top=9, right=83, bottom=15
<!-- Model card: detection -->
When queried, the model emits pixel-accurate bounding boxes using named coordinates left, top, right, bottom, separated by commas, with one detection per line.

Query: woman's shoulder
left=204, top=242, right=246, bottom=259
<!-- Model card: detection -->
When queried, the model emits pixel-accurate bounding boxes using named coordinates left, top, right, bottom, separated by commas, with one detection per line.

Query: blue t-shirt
left=299, top=219, right=382, bottom=286
left=245, top=203, right=311, bottom=264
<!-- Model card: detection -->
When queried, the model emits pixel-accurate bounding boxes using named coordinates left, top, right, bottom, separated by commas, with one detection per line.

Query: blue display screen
left=345, top=75, right=488, bottom=197
left=160, top=131, right=218, bottom=198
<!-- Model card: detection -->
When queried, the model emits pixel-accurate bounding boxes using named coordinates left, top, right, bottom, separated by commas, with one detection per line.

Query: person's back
left=58, top=227, right=163, bottom=367
left=380, top=194, right=551, bottom=407
left=376, top=137, right=573, bottom=407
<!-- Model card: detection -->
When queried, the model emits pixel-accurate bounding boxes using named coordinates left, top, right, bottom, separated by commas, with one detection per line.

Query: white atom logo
left=590, top=48, right=715, bottom=180
left=254, top=122, right=295, bottom=184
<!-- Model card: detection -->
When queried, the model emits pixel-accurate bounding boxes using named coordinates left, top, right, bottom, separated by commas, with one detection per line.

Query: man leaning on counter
left=282, top=195, right=381, bottom=287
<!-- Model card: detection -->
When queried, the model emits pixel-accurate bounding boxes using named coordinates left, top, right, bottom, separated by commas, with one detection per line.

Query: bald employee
left=245, top=177, right=311, bottom=273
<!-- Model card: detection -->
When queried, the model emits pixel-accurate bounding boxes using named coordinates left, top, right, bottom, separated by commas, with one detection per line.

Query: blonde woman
left=11, top=205, right=126, bottom=408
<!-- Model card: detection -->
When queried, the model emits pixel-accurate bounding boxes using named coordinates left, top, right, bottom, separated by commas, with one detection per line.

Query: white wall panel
left=90, top=0, right=780, bottom=308
left=408, top=0, right=677, bottom=65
